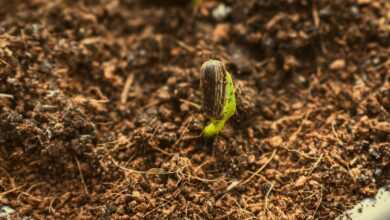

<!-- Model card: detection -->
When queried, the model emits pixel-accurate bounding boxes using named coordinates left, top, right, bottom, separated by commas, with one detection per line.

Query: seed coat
left=200, top=59, right=227, bottom=120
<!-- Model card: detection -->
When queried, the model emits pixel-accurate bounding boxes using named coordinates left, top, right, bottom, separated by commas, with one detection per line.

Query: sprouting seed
left=200, top=59, right=236, bottom=137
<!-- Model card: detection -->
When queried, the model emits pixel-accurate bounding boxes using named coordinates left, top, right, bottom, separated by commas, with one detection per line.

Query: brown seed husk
left=200, top=60, right=227, bottom=120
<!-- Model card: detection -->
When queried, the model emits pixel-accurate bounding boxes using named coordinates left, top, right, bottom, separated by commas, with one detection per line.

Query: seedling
left=200, top=59, right=236, bottom=137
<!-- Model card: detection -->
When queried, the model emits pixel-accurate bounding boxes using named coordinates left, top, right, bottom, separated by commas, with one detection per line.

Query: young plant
left=200, top=59, right=236, bottom=137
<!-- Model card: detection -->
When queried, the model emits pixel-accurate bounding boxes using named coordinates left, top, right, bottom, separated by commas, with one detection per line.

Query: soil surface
left=0, top=0, right=389, bottom=219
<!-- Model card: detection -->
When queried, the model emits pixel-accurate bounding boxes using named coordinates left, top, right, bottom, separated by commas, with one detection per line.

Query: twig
left=241, top=150, right=277, bottom=185
left=0, top=93, right=14, bottom=99
left=265, top=182, right=275, bottom=216
left=121, top=74, right=134, bottom=104
left=112, top=156, right=220, bottom=183
left=194, top=158, right=215, bottom=174
left=331, top=121, right=344, bottom=145
left=308, top=154, right=323, bottom=174
left=176, top=40, right=195, bottom=53
left=172, top=116, right=193, bottom=148
left=88, top=86, right=109, bottom=101
left=186, top=174, right=222, bottom=183
left=311, top=0, right=327, bottom=54
left=179, top=99, right=201, bottom=110
left=271, top=113, right=304, bottom=130
left=226, top=150, right=277, bottom=193
left=0, top=184, right=26, bottom=198
left=312, top=0, right=320, bottom=28
left=150, top=145, right=174, bottom=156
left=18, top=192, right=43, bottom=203
left=182, top=134, right=202, bottom=141
left=231, top=198, right=256, bottom=220
left=111, top=157, right=173, bottom=175
left=17, top=182, right=45, bottom=201
left=140, top=100, right=160, bottom=111
left=312, top=185, right=323, bottom=219
left=143, top=200, right=170, bottom=218
left=0, top=58, right=10, bottom=66
left=75, top=157, right=89, bottom=194
left=279, top=147, right=318, bottom=160
left=149, top=124, right=174, bottom=156
left=49, top=197, right=57, bottom=214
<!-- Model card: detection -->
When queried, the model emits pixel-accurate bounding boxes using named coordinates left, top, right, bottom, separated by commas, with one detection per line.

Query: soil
left=0, top=0, right=389, bottom=219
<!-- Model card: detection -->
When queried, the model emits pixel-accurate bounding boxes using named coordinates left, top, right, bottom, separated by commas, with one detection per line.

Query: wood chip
left=330, top=59, right=346, bottom=70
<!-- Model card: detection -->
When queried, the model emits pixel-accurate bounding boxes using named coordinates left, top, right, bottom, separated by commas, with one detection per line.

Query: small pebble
left=330, top=59, right=346, bottom=70
left=374, top=168, right=382, bottom=177
left=212, top=4, right=232, bottom=21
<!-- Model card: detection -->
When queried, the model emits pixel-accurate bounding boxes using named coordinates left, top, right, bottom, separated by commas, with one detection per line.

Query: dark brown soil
left=0, top=0, right=389, bottom=219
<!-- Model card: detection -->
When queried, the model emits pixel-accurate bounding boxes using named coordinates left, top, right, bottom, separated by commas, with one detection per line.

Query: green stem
left=203, top=118, right=227, bottom=138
